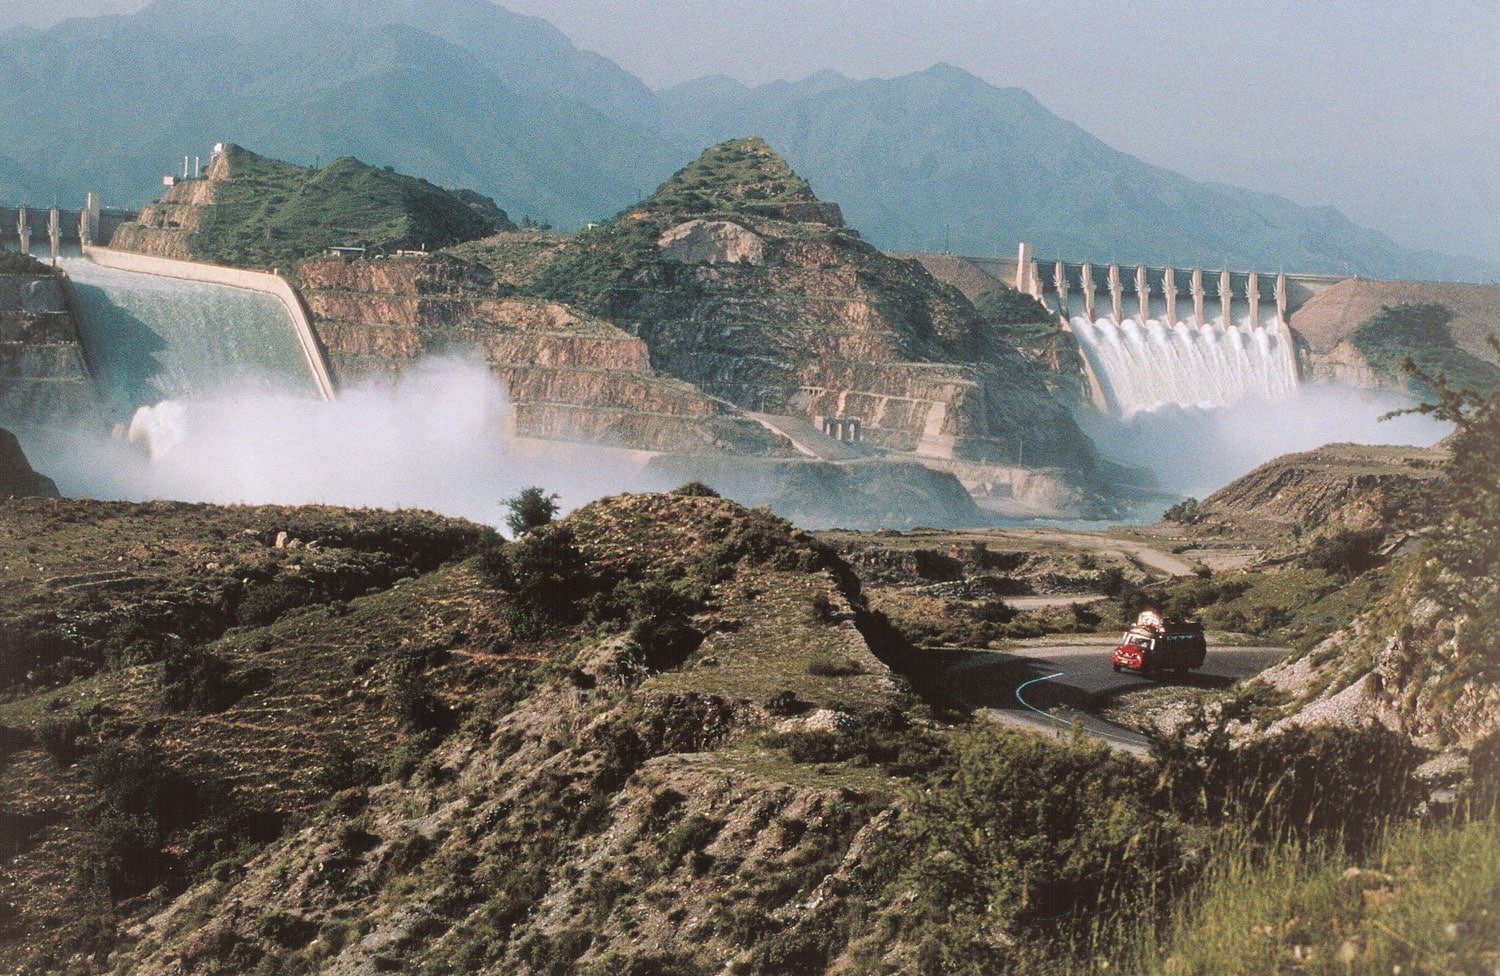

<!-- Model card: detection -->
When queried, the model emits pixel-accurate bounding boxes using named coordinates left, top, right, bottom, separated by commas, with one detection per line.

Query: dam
left=61, top=253, right=328, bottom=418
left=1012, top=247, right=1306, bottom=418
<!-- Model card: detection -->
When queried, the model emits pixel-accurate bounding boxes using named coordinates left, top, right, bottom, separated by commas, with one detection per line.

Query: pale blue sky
left=8, top=0, right=1497, bottom=264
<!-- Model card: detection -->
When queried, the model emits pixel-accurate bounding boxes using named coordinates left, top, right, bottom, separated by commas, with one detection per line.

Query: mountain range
left=2, top=0, right=1494, bottom=281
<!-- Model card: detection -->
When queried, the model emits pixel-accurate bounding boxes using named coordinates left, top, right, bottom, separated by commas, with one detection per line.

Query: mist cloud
left=25, top=357, right=669, bottom=528
left=1079, top=383, right=1452, bottom=499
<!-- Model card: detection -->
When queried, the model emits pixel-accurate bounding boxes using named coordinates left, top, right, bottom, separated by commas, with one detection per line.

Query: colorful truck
left=1110, top=610, right=1207, bottom=676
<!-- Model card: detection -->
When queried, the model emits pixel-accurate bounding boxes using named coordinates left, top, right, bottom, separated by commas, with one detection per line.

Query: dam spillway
left=60, top=254, right=325, bottom=417
left=1011, top=248, right=1301, bottom=417
left=1069, top=314, right=1298, bottom=417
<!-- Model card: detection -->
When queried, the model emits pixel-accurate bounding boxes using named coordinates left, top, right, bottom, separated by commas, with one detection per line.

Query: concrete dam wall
left=68, top=247, right=334, bottom=415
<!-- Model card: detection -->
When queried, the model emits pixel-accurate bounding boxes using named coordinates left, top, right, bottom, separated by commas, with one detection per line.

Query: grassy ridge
left=184, top=145, right=514, bottom=271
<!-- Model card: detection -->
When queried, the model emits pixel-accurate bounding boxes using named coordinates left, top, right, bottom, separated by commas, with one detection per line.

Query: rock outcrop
left=0, top=271, right=100, bottom=426
left=299, top=254, right=789, bottom=455
left=1290, top=277, right=1500, bottom=389
left=658, top=219, right=766, bottom=265
left=0, top=428, right=58, bottom=496
left=1196, top=441, right=1447, bottom=530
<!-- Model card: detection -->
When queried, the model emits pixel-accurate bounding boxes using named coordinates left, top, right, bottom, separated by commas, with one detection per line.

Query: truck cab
left=1111, top=610, right=1206, bottom=676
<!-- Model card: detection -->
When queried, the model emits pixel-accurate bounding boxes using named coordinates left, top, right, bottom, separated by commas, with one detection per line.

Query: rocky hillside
left=507, top=138, right=1102, bottom=489
left=4, top=486, right=1493, bottom=975
left=1291, top=280, right=1500, bottom=390
left=1192, top=441, right=1449, bottom=533
left=110, top=144, right=513, bottom=271
left=279, top=138, right=1110, bottom=520
left=298, top=252, right=782, bottom=456
left=1133, top=381, right=1499, bottom=750
left=0, top=491, right=924, bottom=973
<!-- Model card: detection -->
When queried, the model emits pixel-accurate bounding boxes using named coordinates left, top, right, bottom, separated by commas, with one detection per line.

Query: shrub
left=388, top=645, right=451, bottom=733
left=503, top=486, right=560, bottom=538
left=804, top=654, right=862, bottom=677
left=76, top=743, right=200, bottom=898
left=1164, top=497, right=1201, bottom=524
left=890, top=726, right=1178, bottom=936
left=1301, top=527, right=1386, bottom=578
left=158, top=650, right=245, bottom=713
left=34, top=711, right=91, bottom=765
left=763, top=690, right=801, bottom=716
left=236, top=578, right=309, bottom=627
left=482, top=524, right=594, bottom=626
left=1069, top=602, right=1102, bottom=629
left=671, top=481, right=720, bottom=497
left=1158, top=723, right=1423, bottom=853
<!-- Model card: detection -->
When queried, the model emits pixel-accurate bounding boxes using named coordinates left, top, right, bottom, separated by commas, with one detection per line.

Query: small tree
left=503, top=486, right=559, bottom=538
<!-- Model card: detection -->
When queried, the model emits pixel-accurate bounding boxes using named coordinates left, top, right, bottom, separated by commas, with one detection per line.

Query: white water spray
left=27, top=357, right=668, bottom=527
left=1071, top=313, right=1299, bottom=418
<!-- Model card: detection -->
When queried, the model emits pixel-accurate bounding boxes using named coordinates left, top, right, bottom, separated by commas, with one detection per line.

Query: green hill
left=114, top=143, right=514, bottom=270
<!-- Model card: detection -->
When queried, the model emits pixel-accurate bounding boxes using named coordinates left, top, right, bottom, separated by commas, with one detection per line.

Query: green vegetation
left=641, top=136, right=816, bottom=220
left=1162, top=496, right=1200, bottom=524
left=182, top=144, right=513, bottom=271
left=1144, top=819, right=1500, bottom=975
left=502, top=485, right=560, bottom=538
left=1385, top=335, right=1500, bottom=688
left=0, top=250, right=49, bottom=275
left=973, top=285, right=1053, bottom=327
left=521, top=208, right=665, bottom=314
left=883, top=727, right=1177, bottom=960
left=1350, top=302, right=1500, bottom=394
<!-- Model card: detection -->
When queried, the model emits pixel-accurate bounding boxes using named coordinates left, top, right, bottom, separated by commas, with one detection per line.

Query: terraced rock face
left=0, top=273, right=100, bottom=427
left=299, top=254, right=789, bottom=455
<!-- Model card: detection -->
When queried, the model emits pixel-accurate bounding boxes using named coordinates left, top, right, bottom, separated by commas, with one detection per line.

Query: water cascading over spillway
left=1017, top=253, right=1300, bottom=418
left=1070, top=313, right=1298, bottom=418
left=60, top=255, right=323, bottom=420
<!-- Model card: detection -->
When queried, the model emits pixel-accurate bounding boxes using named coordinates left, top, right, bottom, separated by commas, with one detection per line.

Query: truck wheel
left=1112, top=663, right=1122, bottom=673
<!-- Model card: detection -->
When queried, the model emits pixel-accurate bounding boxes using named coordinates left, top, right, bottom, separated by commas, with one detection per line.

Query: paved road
left=938, top=637, right=1291, bottom=754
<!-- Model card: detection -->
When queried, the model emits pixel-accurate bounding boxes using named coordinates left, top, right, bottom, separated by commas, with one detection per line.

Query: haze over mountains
left=3, top=0, right=1495, bottom=281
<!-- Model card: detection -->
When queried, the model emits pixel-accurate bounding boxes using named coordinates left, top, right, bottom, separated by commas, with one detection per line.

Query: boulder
left=658, top=220, right=766, bottom=266
left=0, top=428, right=59, bottom=497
